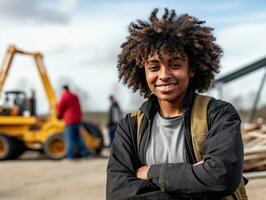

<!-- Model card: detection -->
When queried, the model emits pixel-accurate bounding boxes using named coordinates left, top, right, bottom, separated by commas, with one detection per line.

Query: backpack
left=131, top=94, right=248, bottom=200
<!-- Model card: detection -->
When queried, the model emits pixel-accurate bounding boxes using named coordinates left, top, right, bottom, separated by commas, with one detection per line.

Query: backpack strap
left=131, top=110, right=144, bottom=151
left=131, top=95, right=212, bottom=159
left=190, top=94, right=211, bottom=162
left=131, top=96, right=248, bottom=200
left=191, top=94, right=248, bottom=200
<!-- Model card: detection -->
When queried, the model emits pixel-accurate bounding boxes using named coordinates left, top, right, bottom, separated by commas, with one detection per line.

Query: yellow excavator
left=0, top=45, right=104, bottom=160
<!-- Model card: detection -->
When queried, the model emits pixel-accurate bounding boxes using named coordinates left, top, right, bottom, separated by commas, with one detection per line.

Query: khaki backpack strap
left=234, top=178, right=248, bottom=200
left=190, top=94, right=211, bottom=162
left=191, top=95, right=248, bottom=200
left=220, top=176, right=248, bottom=200
left=136, top=111, right=144, bottom=149
left=131, top=110, right=144, bottom=151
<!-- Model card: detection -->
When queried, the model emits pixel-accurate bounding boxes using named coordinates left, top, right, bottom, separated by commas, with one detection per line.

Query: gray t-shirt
left=146, top=112, right=187, bottom=165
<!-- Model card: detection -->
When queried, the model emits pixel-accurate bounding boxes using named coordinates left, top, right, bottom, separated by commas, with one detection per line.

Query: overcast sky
left=0, top=0, right=266, bottom=113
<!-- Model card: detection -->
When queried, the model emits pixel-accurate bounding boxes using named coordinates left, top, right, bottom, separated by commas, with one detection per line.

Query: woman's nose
left=159, top=66, right=171, bottom=81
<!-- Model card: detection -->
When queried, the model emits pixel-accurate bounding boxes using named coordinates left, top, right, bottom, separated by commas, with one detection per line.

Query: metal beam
left=214, top=57, right=266, bottom=84
left=247, top=68, right=266, bottom=122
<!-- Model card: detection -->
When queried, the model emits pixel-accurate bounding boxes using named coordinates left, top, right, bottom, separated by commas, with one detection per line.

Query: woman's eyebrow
left=147, top=59, right=159, bottom=63
left=170, top=56, right=185, bottom=61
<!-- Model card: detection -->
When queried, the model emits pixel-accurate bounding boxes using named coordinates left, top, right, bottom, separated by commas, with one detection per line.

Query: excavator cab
left=0, top=90, right=33, bottom=116
left=0, top=45, right=104, bottom=160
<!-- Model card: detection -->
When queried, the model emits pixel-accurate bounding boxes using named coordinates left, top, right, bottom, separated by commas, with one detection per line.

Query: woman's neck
left=158, top=97, right=185, bottom=118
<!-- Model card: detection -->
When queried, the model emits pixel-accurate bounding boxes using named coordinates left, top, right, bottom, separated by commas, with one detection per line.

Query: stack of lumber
left=242, top=123, right=266, bottom=172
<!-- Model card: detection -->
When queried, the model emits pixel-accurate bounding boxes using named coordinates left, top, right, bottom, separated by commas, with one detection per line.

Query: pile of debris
left=242, top=119, right=266, bottom=172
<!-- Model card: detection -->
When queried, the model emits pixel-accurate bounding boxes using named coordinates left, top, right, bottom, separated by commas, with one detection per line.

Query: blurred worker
left=30, top=89, right=36, bottom=116
left=107, top=95, right=122, bottom=146
left=23, top=89, right=36, bottom=117
left=14, top=94, right=25, bottom=116
left=57, top=85, right=90, bottom=160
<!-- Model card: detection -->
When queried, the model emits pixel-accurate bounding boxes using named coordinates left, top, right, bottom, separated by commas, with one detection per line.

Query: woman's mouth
left=155, top=83, right=177, bottom=92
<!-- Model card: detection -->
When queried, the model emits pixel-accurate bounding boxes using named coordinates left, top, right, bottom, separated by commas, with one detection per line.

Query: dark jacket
left=106, top=91, right=243, bottom=200
left=57, top=91, right=82, bottom=125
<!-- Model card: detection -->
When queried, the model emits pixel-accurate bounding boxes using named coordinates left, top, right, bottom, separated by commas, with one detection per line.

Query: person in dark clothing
left=106, top=8, right=245, bottom=200
left=29, top=89, right=36, bottom=116
left=107, top=95, right=122, bottom=146
left=57, top=85, right=90, bottom=160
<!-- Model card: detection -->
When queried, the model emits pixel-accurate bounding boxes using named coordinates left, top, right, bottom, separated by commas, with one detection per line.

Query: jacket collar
left=139, top=86, right=196, bottom=120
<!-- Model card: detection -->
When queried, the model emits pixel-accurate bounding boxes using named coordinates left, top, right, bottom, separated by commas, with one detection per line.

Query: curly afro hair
left=117, top=8, right=222, bottom=98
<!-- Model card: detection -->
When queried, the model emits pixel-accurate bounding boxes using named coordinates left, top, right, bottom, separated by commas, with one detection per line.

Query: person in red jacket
left=57, top=85, right=90, bottom=160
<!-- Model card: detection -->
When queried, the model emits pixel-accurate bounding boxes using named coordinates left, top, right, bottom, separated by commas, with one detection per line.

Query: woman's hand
left=136, top=165, right=150, bottom=180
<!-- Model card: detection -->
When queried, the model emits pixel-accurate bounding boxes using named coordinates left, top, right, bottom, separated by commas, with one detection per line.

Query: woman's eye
left=148, top=66, right=159, bottom=72
left=171, top=64, right=181, bottom=69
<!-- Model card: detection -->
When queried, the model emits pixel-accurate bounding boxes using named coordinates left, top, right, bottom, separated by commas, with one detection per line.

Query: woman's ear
left=141, top=59, right=147, bottom=68
left=189, top=67, right=195, bottom=78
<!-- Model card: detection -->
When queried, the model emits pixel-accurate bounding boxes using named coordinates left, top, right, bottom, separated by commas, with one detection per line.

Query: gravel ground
left=0, top=151, right=265, bottom=200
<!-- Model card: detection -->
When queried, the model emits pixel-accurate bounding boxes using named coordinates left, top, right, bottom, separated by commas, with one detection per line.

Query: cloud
left=212, top=19, right=266, bottom=108
left=1, top=0, right=266, bottom=112
left=208, top=11, right=266, bottom=29
left=58, top=0, right=78, bottom=13
left=217, top=22, right=266, bottom=74
left=0, top=0, right=78, bottom=24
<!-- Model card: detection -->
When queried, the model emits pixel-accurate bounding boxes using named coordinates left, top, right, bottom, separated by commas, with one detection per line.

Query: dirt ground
left=0, top=150, right=265, bottom=200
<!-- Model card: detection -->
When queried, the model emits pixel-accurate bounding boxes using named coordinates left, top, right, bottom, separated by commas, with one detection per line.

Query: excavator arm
left=0, top=45, right=58, bottom=119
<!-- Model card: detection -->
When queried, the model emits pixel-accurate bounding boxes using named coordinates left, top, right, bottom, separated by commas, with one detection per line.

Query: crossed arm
left=136, top=160, right=204, bottom=181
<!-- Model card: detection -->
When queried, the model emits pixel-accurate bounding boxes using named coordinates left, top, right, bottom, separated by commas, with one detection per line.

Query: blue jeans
left=64, top=124, right=90, bottom=159
left=108, top=124, right=117, bottom=147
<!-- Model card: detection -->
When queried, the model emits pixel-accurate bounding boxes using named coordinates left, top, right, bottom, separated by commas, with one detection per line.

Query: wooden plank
left=248, top=132, right=266, bottom=139
left=244, top=146, right=266, bottom=154
left=244, top=160, right=266, bottom=171
left=244, top=153, right=266, bottom=161
left=244, top=170, right=266, bottom=179
left=245, top=138, right=265, bottom=148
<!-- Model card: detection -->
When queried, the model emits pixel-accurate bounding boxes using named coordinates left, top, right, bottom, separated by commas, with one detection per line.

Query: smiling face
left=144, top=50, right=194, bottom=104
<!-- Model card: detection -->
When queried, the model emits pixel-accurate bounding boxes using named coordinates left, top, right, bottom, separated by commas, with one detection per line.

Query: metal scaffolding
left=214, top=57, right=266, bottom=122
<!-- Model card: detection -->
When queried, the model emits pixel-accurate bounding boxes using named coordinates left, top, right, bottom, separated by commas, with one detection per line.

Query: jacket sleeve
left=147, top=100, right=243, bottom=197
left=106, top=114, right=159, bottom=200
left=57, top=95, right=67, bottom=119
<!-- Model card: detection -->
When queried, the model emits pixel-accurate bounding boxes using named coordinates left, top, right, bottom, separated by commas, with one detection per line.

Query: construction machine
left=0, top=45, right=104, bottom=160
